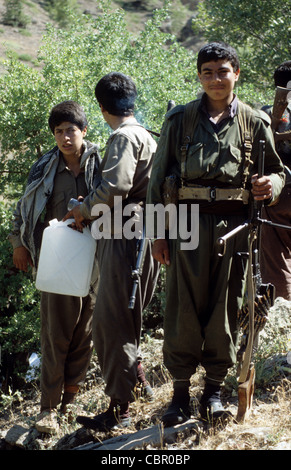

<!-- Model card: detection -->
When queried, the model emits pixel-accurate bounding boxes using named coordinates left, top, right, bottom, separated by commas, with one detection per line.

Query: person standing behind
left=9, top=101, right=101, bottom=434
left=260, top=61, right=291, bottom=300
left=146, top=42, right=285, bottom=426
left=64, top=72, right=159, bottom=431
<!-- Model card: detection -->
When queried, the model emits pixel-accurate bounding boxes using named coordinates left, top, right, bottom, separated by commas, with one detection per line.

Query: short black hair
left=95, top=72, right=137, bottom=116
left=48, top=100, right=88, bottom=133
left=273, top=61, right=291, bottom=88
left=197, top=42, right=240, bottom=73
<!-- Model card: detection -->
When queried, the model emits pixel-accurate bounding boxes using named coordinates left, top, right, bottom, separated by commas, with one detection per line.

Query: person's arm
left=64, top=133, right=139, bottom=231
left=251, top=112, right=285, bottom=203
left=151, top=239, right=170, bottom=265
left=9, top=199, right=33, bottom=271
left=13, top=246, right=33, bottom=272
left=146, top=112, right=181, bottom=265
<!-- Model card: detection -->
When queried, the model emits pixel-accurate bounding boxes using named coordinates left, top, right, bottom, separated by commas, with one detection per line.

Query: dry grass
left=1, top=334, right=290, bottom=450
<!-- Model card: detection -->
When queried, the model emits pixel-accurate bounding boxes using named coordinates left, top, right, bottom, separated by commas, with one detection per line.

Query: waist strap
left=178, top=186, right=249, bottom=204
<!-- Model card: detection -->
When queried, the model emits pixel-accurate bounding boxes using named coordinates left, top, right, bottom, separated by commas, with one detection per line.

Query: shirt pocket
left=185, top=142, right=204, bottom=177
left=219, top=144, right=244, bottom=180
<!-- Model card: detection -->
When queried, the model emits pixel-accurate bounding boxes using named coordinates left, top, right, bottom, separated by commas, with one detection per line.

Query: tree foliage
left=0, top=201, right=40, bottom=390
left=0, top=0, right=288, bottom=385
left=0, top=1, right=198, bottom=197
left=3, top=0, right=30, bottom=27
left=192, top=0, right=291, bottom=87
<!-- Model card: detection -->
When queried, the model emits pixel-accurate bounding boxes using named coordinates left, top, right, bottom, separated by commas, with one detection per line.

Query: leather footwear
left=35, top=410, right=59, bottom=434
left=199, top=384, right=232, bottom=422
left=137, top=362, right=154, bottom=402
left=161, top=380, right=191, bottom=427
left=77, top=401, right=131, bottom=432
left=161, top=401, right=190, bottom=427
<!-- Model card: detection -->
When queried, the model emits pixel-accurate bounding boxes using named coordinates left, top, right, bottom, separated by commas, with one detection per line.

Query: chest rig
left=177, top=99, right=255, bottom=204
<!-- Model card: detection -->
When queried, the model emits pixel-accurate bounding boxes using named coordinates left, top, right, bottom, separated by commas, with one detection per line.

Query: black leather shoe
left=199, top=399, right=229, bottom=420
left=162, top=380, right=191, bottom=427
left=161, top=402, right=190, bottom=427
left=77, top=411, right=131, bottom=431
left=199, top=384, right=232, bottom=422
left=77, top=400, right=131, bottom=431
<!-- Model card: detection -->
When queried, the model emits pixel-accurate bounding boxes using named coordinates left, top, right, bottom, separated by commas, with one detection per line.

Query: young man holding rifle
left=147, top=42, right=285, bottom=425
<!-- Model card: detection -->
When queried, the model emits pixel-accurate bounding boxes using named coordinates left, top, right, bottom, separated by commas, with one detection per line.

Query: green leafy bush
left=0, top=202, right=40, bottom=391
left=0, top=2, right=199, bottom=197
left=3, top=0, right=30, bottom=28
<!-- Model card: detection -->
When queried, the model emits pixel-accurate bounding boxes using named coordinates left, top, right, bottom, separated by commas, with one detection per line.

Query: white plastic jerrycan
left=35, top=218, right=97, bottom=297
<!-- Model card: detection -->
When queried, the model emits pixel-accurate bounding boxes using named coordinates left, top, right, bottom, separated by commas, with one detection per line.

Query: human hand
left=251, top=174, right=273, bottom=201
left=152, top=239, right=170, bottom=265
left=63, top=205, right=86, bottom=232
left=13, top=246, right=33, bottom=272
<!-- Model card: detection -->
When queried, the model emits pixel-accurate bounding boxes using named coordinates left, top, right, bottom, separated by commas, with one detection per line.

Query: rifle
left=271, top=85, right=291, bottom=143
left=128, top=99, right=176, bottom=309
left=128, top=225, right=146, bottom=309
left=216, top=140, right=291, bottom=422
left=271, top=85, right=291, bottom=132
left=236, top=141, right=267, bottom=422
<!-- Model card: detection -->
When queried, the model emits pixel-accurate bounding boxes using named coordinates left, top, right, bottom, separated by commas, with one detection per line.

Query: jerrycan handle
left=48, top=218, right=74, bottom=228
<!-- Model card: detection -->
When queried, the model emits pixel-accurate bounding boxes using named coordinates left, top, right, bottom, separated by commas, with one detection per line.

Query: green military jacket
left=147, top=95, right=285, bottom=214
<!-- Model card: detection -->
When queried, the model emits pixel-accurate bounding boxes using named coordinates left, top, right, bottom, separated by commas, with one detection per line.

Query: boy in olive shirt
left=147, top=42, right=284, bottom=425
left=9, top=101, right=101, bottom=433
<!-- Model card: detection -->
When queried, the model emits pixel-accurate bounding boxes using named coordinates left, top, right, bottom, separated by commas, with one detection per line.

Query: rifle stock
left=271, top=85, right=291, bottom=132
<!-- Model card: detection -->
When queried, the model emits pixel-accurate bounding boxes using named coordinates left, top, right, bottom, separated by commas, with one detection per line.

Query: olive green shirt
left=147, top=96, right=285, bottom=220
left=80, top=117, right=157, bottom=219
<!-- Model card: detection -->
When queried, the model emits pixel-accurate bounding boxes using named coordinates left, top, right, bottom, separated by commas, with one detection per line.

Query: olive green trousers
left=40, top=290, right=95, bottom=410
left=163, top=212, right=248, bottom=386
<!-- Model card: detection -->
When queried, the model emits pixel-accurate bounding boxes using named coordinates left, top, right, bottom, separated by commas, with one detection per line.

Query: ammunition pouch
left=162, top=174, right=179, bottom=206
left=162, top=175, right=179, bottom=230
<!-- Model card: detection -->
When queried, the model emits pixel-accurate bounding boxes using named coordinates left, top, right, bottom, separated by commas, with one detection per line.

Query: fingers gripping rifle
left=128, top=99, right=176, bottom=309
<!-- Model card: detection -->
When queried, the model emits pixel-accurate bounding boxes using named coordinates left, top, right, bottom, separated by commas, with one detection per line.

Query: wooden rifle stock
left=271, top=85, right=291, bottom=132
